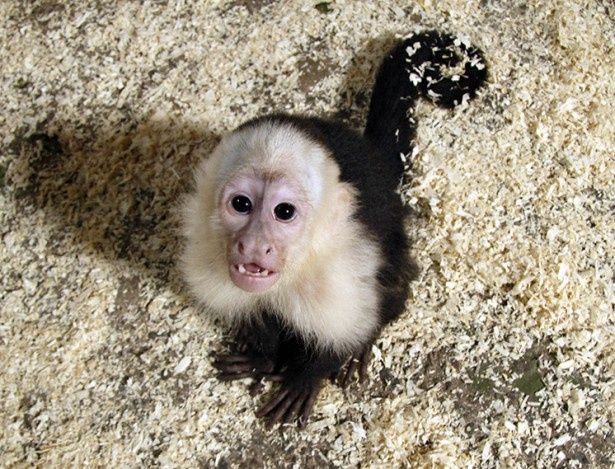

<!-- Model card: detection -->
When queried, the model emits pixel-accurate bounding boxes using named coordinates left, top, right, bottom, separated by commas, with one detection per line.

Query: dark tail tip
left=364, top=30, right=488, bottom=175
left=406, top=30, right=487, bottom=108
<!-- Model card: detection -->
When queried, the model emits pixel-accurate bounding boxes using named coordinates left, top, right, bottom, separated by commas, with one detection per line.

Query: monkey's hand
left=212, top=352, right=276, bottom=381
left=337, top=347, right=371, bottom=388
left=256, top=379, right=322, bottom=429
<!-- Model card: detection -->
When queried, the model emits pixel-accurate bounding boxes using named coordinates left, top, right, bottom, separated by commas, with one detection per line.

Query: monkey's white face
left=219, top=172, right=310, bottom=293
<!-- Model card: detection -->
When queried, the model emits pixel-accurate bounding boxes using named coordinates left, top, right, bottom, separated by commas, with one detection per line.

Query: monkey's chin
left=229, top=264, right=280, bottom=293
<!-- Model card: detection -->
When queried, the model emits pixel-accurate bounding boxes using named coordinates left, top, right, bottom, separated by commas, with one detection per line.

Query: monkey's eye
left=231, top=195, right=252, bottom=214
left=274, top=203, right=296, bottom=221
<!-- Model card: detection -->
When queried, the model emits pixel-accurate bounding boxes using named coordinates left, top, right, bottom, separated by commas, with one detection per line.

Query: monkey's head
left=183, top=119, right=350, bottom=301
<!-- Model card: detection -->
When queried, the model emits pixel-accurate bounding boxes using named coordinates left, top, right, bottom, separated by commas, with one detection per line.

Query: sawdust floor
left=0, top=0, right=613, bottom=467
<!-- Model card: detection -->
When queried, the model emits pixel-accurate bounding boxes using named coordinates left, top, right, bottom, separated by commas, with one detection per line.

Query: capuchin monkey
left=181, top=31, right=487, bottom=427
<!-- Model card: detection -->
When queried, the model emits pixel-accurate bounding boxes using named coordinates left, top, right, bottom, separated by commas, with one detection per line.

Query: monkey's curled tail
left=364, top=30, right=487, bottom=176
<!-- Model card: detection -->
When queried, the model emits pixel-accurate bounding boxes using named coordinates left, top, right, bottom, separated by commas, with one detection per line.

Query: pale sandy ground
left=0, top=1, right=613, bottom=467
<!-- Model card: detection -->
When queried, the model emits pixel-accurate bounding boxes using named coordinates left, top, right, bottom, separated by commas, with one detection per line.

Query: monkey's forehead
left=213, top=121, right=332, bottom=204
left=219, top=169, right=307, bottom=201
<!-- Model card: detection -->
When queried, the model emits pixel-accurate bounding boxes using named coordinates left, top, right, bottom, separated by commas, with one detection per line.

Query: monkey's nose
left=236, top=239, right=273, bottom=257
left=258, top=244, right=274, bottom=256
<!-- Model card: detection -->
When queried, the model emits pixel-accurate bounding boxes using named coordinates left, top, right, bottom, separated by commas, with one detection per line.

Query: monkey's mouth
left=230, top=263, right=279, bottom=292
left=235, top=263, right=276, bottom=278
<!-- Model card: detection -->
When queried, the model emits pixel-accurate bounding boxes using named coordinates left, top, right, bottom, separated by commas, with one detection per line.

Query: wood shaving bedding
left=0, top=0, right=613, bottom=466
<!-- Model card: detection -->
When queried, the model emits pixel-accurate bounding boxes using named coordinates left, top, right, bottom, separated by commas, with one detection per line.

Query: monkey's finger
left=265, top=373, right=284, bottom=382
left=284, top=392, right=307, bottom=424
left=336, top=365, right=345, bottom=387
left=216, top=371, right=254, bottom=381
left=359, top=349, right=371, bottom=383
left=298, top=386, right=320, bottom=429
left=256, top=388, right=290, bottom=418
left=212, top=361, right=259, bottom=375
left=341, top=359, right=359, bottom=388
left=267, top=390, right=300, bottom=427
left=249, top=371, right=283, bottom=381
left=213, top=354, right=253, bottom=364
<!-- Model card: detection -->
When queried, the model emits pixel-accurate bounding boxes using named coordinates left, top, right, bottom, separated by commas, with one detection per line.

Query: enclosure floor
left=1, top=1, right=613, bottom=466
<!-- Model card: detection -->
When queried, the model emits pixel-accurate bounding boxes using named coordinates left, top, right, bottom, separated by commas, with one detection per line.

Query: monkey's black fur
left=214, top=31, right=487, bottom=426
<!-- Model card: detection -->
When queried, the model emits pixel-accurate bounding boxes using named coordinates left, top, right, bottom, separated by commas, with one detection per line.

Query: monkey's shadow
left=15, top=116, right=218, bottom=300
left=331, top=35, right=399, bottom=127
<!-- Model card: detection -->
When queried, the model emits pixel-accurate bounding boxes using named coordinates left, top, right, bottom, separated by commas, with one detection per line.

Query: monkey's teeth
left=236, top=264, right=272, bottom=277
